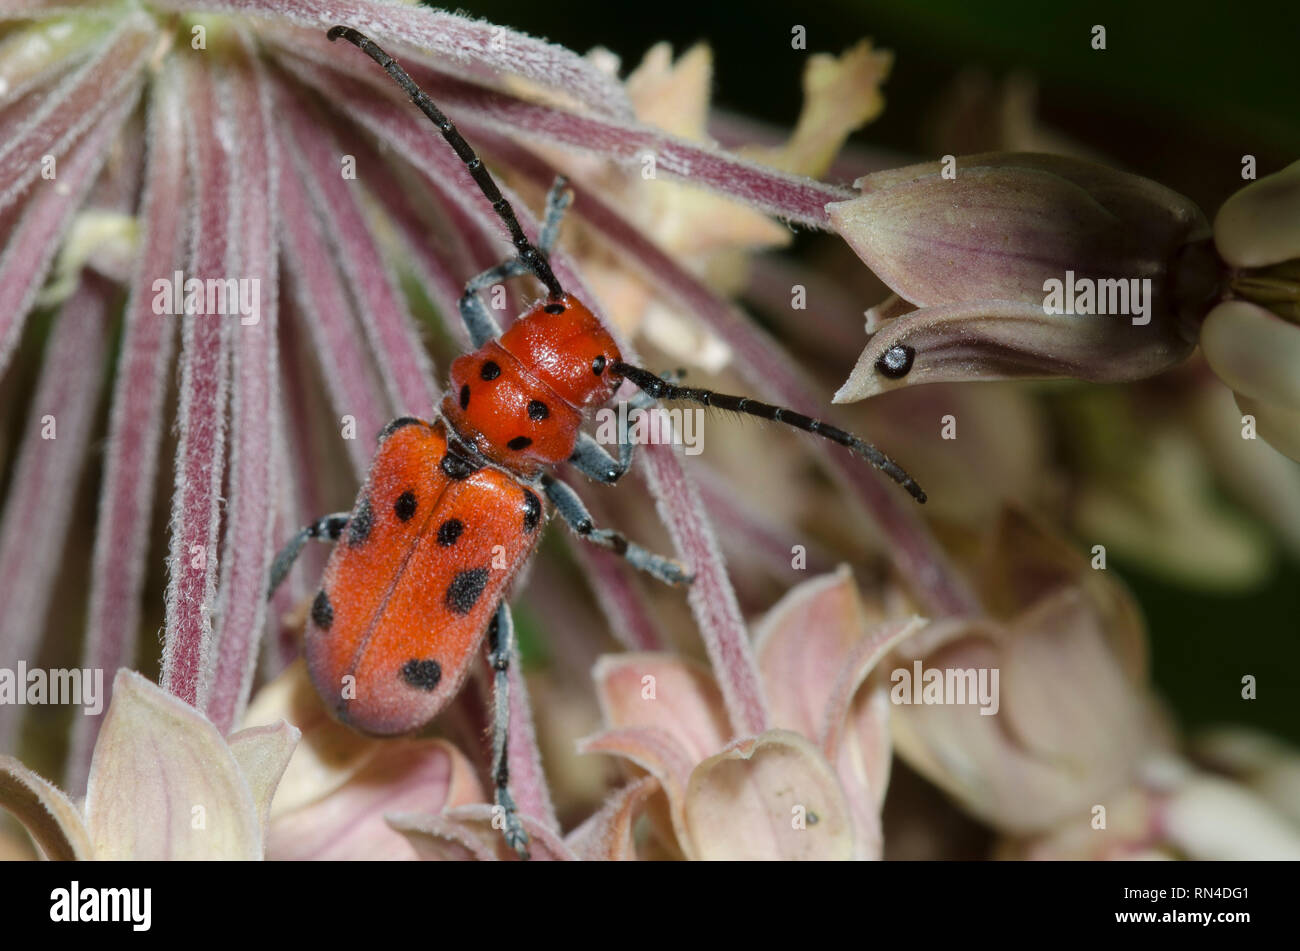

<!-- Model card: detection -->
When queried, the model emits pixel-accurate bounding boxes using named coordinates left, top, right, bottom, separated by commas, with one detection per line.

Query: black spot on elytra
left=522, top=491, right=541, bottom=533
left=507, top=436, right=532, bottom=451
left=347, top=495, right=373, bottom=546
left=440, top=449, right=480, bottom=480
left=591, top=354, right=606, bottom=375
left=401, top=658, right=442, bottom=691
left=311, top=590, right=333, bottom=630
left=459, top=383, right=470, bottom=410
left=876, top=344, right=915, bottom=379
left=394, top=490, right=417, bottom=522
left=480, top=361, right=501, bottom=381
left=527, top=399, right=549, bottom=421
left=445, top=567, right=490, bottom=615
left=379, top=416, right=422, bottom=441
left=437, top=518, right=463, bottom=546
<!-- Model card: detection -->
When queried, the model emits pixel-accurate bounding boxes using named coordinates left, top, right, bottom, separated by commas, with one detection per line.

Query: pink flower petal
left=386, top=813, right=497, bottom=861
left=817, top=617, right=925, bottom=858
left=565, top=776, right=659, bottom=861
left=830, top=687, right=891, bottom=859
left=0, top=754, right=91, bottom=860
left=390, top=804, right=576, bottom=861
left=817, top=616, right=923, bottom=771
left=203, top=39, right=283, bottom=735
left=65, top=73, right=186, bottom=790
left=160, top=55, right=235, bottom=707
left=753, top=567, right=876, bottom=739
left=266, top=739, right=482, bottom=860
left=888, top=600, right=1152, bottom=834
left=578, top=726, right=696, bottom=855
left=85, top=671, right=263, bottom=859
left=593, top=653, right=730, bottom=763
left=1001, top=589, right=1150, bottom=767
left=833, top=299, right=1194, bottom=401
left=683, top=730, right=853, bottom=860
left=750, top=569, right=923, bottom=858
left=243, top=661, right=396, bottom=816
left=227, top=719, right=301, bottom=841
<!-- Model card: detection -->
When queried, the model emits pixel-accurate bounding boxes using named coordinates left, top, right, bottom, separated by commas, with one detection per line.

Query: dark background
left=445, top=0, right=1300, bottom=743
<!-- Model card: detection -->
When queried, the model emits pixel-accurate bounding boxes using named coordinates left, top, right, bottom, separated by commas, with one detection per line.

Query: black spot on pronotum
left=875, top=344, right=915, bottom=379
left=394, top=490, right=417, bottom=522
left=522, top=490, right=541, bottom=533
left=347, top=495, right=373, bottom=546
left=311, top=590, right=333, bottom=630
left=507, top=436, right=532, bottom=451
left=401, top=658, right=442, bottom=691
left=527, top=399, right=549, bottom=421
left=379, top=416, right=422, bottom=440
left=459, top=383, right=470, bottom=410
left=591, top=354, right=606, bottom=375
left=445, top=567, right=490, bottom=615
left=440, top=449, right=480, bottom=480
left=480, top=360, right=501, bottom=381
left=437, top=518, right=464, bottom=546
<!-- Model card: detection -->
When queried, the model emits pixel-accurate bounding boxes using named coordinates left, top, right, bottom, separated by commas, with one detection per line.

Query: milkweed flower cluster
left=0, top=0, right=1295, bottom=861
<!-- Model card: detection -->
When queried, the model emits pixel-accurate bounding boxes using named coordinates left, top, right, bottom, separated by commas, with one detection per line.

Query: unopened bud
left=827, top=153, right=1214, bottom=399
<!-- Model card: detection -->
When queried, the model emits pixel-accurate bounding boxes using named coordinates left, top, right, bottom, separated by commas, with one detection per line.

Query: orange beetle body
left=442, top=295, right=622, bottom=476
left=303, top=297, right=619, bottom=734
left=295, top=24, right=925, bottom=856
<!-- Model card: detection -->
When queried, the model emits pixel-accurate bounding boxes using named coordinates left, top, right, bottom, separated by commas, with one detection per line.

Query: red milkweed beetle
left=268, top=25, right=926, bottom=859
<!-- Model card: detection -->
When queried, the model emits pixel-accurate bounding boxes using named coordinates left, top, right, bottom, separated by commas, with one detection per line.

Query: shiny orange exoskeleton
left=273, top=26, right=924, bottom=858
left=443, top=296, right=622, bottom=476
left=304, top=297, right=620, bottom=735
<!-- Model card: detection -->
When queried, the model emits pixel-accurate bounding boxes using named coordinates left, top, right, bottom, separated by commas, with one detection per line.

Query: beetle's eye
left=592, top=354, right=607, bottom=375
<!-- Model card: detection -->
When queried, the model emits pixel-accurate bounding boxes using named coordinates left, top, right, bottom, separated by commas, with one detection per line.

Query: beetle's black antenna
left=611, top=362, right=927, bottom=503
left=327, top=25, right=564, bottom=300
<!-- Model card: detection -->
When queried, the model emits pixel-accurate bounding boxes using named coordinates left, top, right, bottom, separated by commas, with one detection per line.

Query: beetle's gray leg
left=541, top=475, right=692, bottom=586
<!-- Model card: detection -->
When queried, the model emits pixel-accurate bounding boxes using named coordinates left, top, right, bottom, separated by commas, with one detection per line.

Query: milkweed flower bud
left=827, top=152, right=1214, bottom=400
